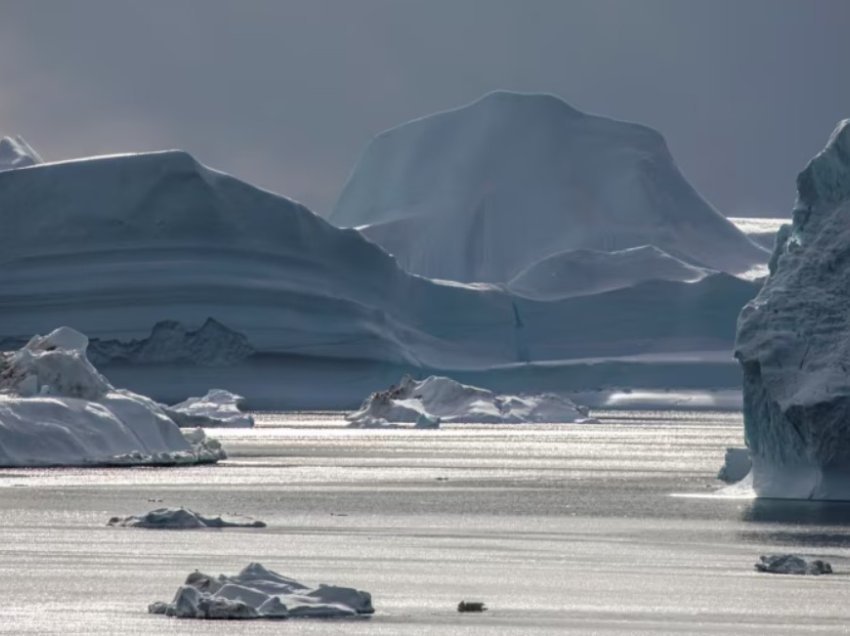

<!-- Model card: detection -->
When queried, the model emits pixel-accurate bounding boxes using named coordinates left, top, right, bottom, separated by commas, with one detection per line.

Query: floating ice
left=149, top=563, right=373, bottom=619
left=735, top=120, right=850, bottom=499
left=717, top=448, right=752, bottom=484
left=755, top=555, right=833, bottom=575
left=0, top=327, right=225, bottom=466
left=108, top=507, right=265, bottom=529
left=165, top=389, right=254, bottom=428
left=347, top=375, right=594, bottom=425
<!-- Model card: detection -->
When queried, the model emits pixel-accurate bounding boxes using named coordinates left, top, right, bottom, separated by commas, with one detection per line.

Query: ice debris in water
left=347, top=374, right=594, bottom=426
left=755, top=555, right=833, bottom=576
left=108, top=507, right=265, bottom=529
left=148, top=563, right=374, bottom=619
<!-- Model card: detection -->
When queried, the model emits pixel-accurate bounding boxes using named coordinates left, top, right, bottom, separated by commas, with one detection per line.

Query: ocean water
left=1, top=410, right=849, bottom=634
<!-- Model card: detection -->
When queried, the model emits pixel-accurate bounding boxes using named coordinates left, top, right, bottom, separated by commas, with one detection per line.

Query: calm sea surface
left=1, top=410, right=849, bottom=635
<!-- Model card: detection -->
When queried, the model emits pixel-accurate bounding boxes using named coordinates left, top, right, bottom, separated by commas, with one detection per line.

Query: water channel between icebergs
left=1, top=410, right=850, bottom=635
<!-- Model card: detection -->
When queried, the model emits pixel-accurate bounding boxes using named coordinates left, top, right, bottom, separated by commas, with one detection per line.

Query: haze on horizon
left=1, top=0, right=848, bottom=219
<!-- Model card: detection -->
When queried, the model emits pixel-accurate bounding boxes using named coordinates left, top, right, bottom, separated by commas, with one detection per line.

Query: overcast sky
left=1, top=0, right=848, bottom=218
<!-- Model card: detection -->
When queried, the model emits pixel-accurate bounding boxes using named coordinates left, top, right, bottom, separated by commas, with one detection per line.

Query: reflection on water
left=739, top=498, right=850, bottom=549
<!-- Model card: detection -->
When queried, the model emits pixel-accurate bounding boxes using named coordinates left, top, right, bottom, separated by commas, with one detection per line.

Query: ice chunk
left=735, top=120, right=850, bottom=499
left=755, top=555, right=833, bottom=575
left=149, top=563, right=373, bottom=620
left=164, top=389, right=254, bottom=428
left=348, top=375, right=594, bottom=425
left=108, top=507, right=265, bottom=529
left=0, top=327, right=225, bottom=467
left=717, top=448, right=752, bottom=484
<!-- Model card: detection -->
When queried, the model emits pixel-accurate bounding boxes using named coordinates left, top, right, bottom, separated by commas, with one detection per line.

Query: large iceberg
left=735, top=120, right=850, bottom=499
left=347, top=375, right=594, bottom=426
left=0, top=326, right=224, bottom=466
left=149, top=563, right=373, bottom=619
left=332, top=91, right=767, bottom=283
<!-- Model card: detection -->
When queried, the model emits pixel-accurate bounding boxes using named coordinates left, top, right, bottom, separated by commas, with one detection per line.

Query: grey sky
left=1, top=0, right=848, bottom=218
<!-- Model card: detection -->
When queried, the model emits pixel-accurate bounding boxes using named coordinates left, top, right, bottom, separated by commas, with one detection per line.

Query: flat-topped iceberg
left=165, top=389, right=254, bottom=428
left=735, top=120, right=850, bottom=499
left=0, top=326, right=224, bottom=466
left=108, top=507, right=265, bottom=529
left=149, top=563, right=373, bottom=619
left=347, top=375, right=594, bottom=426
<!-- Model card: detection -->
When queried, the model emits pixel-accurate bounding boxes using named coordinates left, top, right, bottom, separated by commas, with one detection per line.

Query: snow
left=728, top=217, right=787, bottom=250
left=508, top=245, right=709, bottom=300
left=717, top=448, right=751, bottom=483
left=0, top=327, right=225, bottom=467
left=755, top=555, right=833, bottom=575
left=0, top=136, right=42, bottom=171
left=735, top=120, right=850, bottom=499
left=149, top=563, right=373, bottom=619
left=165, top=389, right=254, bottom=428
left=332, top=91, right=767, bottom=283
left=108, top=507, right=265, bottom=529
left=347, top=375, right=594, bottom=425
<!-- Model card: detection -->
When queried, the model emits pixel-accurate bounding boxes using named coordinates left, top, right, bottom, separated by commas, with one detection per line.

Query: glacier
left=0, top=136, right=759, bottom=407
left=347, top=375, right=594, bottom=426
left=735, top=119, right=850, bottom=499
left=331, top=91, right=768, bottom=284
left=0, top=326, right=224, bottom=467
left=149, top=563, right=373, bottom=619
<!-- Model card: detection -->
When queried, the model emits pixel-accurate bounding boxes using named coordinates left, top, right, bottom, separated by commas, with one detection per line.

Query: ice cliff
left=735, top=120, right=850, bottom=499
left=332, top=91, right=767, bottom=283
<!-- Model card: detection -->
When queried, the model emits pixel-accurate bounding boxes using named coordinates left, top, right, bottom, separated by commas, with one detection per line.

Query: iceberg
left=0, top=326, right=224, bottom=467
left=0, top=135, right=42, bottom=171
left=0, top=141, right=757, bottom=407
left=347, top=375, right=594, bottom=425
left=165, top=389, right=254, bottom=428
left=332, top=91, right=767, bottom=283
left=735, top=120, right=850, bottom=499
left=149, top=563, right=373, bottom=619
left=108, top=507, right=265, bottom=529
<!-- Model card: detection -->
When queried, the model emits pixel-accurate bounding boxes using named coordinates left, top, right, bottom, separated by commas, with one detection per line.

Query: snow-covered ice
left=347, top=375, right=594, bottom=425
left=149, top=562, right=373, bottom=619
left=755, top=555, right=833, bottom=575
left=332, top=91, right=767, bottom=283
left=0, top=135, right=42, bottom=171
left=0, top=326, right=225, bottom=466
left=108, top=507, right=265, bottom=529
left=165, top=389, right=254, bottom=428
left=735, top=120, right=850, bottom=499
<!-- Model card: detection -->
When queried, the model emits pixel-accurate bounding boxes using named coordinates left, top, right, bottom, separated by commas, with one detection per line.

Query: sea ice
left=165, top=389, right=254, bottom=428
left=149, top=563, right=373, bottom=619
left=108, top=507, right=265, bottom=529
left=0, top=326, right=225, bottom=466
left=755, top=555, right=833, bottom=575
left=347, top=375, right=594, bottom=425
left=735, top=120, right=850, bottom=499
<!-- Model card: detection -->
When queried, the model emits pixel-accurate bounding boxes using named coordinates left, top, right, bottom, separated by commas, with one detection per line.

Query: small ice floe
left=164, top=389, right=254, bottom=428
left=457, top=600, right=487, bottom=612
left=347, top=375, right=594, bottom=427
left=149, top=563, right=373, bottom=619
left=755, top=554, right=833, bottom=575
left=717, top=447, right=752, bottom=483
left=108, top=507, right=266, bottom=529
